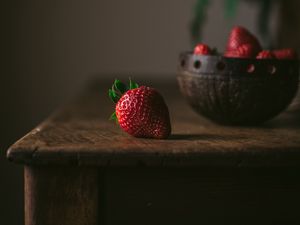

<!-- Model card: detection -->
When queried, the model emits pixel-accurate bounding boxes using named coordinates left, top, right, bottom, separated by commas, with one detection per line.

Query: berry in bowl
left=177, top=27, right=299, bottom=125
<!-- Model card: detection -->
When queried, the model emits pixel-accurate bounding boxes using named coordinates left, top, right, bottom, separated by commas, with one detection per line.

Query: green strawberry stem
left=109, top=111, right=118, bottom=124
left=108, top=78, right=139, bottom=122
left=108, top=88, right=119, bottom=103
left=114, top=79, right=128, bottom=94
left=129, top=78, right=139, bottom=89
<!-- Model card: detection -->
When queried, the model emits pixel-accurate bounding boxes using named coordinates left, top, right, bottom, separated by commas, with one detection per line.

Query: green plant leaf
left=258, top=0, right=272, bottom=47
left=108, top=89, right=119, bottom=103
left=111, top=84, right=119, bottom=95
left=109, top=112, right=118, bottom=124
left=225, top=0, right=238, bottom=19
left=129, top=78, right=139, bottom=89
left=114, top=79, right=128, bottom=94
left=190, top=0, right=210, bottom=46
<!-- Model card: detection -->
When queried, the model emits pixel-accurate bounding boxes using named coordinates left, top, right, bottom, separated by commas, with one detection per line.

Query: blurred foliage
left=190, top=0, right=278, bottom=47
left=190, top=0, right=210, bottom=46
left=224, top=0, right=238, bottom=19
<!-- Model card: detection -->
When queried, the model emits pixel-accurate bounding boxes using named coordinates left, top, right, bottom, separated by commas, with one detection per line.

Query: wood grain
left=7, top=80, right=300, bottom=167
left=25, top=166, right=99, bottom=225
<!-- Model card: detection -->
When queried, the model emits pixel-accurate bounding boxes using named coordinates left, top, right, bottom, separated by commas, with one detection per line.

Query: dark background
left=1, top=0, right=299, bottom=224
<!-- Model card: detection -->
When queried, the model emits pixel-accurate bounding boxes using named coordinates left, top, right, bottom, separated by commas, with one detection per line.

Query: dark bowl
left=177, top=52, right=299, bottom=125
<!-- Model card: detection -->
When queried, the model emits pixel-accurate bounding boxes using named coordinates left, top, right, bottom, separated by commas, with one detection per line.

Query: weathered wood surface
left=7, top=79, right=300, bottom=167
left=25, top=166, right=99, bottom=225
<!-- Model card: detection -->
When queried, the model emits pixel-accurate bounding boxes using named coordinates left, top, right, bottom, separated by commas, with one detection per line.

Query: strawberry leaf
left=114, top=79, right=128, bottom=94
left=108, top=89, right=119, bottom=103
left=129, top=78, right=139, bottom=89
left=109, top=112, right=118, bottom=124
left=112, top=84, right=119, bottom=95
left=211, top=47, right=219, bottom=55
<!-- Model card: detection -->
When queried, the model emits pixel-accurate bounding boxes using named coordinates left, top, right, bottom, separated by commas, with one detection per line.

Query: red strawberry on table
left=194, top=43, right=211, bottom=55
left=272, top=48, right=298, bottom=60
left=256, top=50, right=276, bottom=59
left=225, top=26, right=262, bottom=58
left=109, top=79, right=171, bottom=139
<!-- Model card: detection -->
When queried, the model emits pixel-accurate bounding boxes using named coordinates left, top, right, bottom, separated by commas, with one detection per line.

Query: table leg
left=24, top=165, right=99, bottom=225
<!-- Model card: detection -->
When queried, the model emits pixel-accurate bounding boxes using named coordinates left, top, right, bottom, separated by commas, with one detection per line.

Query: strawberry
left=224, top=44, right=258, bottom=58
left=256, top=50, right=276, bottom=59
left=194, top=43, right=211, bottom=55
left=272, top=48, right=298, bottom=60
left=225, top=26, right=262, bottom=57
left=109, top=79, right=171, bottom=139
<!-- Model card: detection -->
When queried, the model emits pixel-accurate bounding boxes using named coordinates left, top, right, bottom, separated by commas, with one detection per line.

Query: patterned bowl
left=177, top=52, right=299, bottom=125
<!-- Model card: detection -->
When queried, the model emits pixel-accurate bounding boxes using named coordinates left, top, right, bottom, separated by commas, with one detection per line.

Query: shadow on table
left=169, top=133, right=246, bottom=141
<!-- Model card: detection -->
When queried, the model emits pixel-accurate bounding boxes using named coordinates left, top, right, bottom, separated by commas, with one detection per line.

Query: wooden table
left=7, top=79, right=300, bottom=225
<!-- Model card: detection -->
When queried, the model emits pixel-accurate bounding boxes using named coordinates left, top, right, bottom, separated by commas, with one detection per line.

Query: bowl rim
left=180, top=51, right=300, bottom=62
left=178, top=52, right=300, bottom=78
